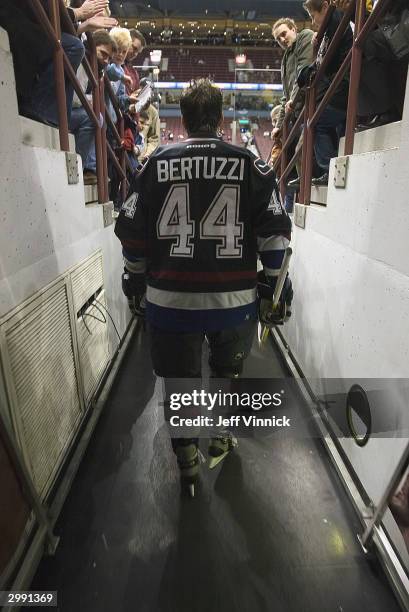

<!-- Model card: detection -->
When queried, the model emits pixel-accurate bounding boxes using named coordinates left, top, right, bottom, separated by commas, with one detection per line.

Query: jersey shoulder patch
left=267, top=189, right=284, bottom=215
left=253, top=157, right=275, bottom=176
left=121, top=192, right=139, bottom=219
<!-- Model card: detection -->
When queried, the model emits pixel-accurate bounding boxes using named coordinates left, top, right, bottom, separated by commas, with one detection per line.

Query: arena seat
left=160, top=117, right=242, bottom=146
left=139, top=46, right=282, bottom=83
left=253, top=119, right=274, bottom=161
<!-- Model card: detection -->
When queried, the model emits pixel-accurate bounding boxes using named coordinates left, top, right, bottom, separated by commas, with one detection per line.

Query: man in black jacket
left=301, top=0, right=353, bottom=185
left=0, top=0, right=114, bottom=126
left=334, top=0, right=409, bottom=126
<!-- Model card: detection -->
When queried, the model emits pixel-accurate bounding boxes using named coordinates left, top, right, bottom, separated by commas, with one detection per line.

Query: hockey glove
left=258, top=271, right=293, bottom=326
left=122, top=270, right=146, bottom=319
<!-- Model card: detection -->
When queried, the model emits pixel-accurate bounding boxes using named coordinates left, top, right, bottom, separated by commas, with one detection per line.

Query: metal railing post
left=299, top=98, right=309, bottom=205
left=280, top=116, right=289, bottom=202
left=99, top=77, right=109, bottom=203
left=359, top=442, right=409, bottom=549
left=344, top=0, right=366, bottom=155
left=87, top=37, right=104, bottom=204
left=119, top=114, right=127, bottom=200
left=302, top=86, right=316, bottom=206
left=49, top=0, right=70, bottom=152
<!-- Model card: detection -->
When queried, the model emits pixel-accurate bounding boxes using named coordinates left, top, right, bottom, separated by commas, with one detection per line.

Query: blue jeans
left=28, top=33, right=84, bottom=126
left=314, top=105, right=346, bottom=173
left=284, top=192, right=295, bottom=214
left=69, top=107, right=96, bottom=172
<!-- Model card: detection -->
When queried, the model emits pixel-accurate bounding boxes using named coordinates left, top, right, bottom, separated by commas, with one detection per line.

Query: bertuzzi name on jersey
left=157, top=156, right=246, bottom=183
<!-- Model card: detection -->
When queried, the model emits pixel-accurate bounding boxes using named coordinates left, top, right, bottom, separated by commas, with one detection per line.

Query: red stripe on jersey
left=150, top=270, right=257, bottom=282
left=122, top=238, right=146, bottom=249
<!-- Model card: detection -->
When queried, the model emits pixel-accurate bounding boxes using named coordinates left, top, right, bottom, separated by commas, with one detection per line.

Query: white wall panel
left=282, top=75, right=409, bottom=508
left=0, top=29, right=130, bottom=355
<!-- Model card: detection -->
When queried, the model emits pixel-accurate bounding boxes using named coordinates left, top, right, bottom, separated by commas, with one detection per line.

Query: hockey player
left=115, top=79, right=292, bottom=495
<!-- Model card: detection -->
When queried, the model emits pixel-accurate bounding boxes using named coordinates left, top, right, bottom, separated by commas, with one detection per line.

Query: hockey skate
left=208, top=433, right=238, bottom=470
left=176, top=443, right=200, bottom=498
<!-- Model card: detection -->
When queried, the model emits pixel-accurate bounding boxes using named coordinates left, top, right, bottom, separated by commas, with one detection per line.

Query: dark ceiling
left=110, top=0, right=307, bottom=20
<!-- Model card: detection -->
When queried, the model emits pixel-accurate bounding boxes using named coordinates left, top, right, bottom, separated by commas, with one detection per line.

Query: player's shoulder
left=248, top=152, right=276, bottom=178
left=217, top=140, right=249, bottom=157
left=218, top=142, right=275, bottom=178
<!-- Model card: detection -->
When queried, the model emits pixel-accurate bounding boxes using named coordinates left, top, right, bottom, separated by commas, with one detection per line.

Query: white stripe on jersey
left=124, top=258, right=146, bottom=274
left=147, top=287, right=256, bottom=310
left=257, top=235, right=290, bottom=252
left=263, top=267, right=281, bottom=277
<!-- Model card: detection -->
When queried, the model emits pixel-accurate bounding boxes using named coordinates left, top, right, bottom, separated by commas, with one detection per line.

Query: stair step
left=339, top=120, right=401, bottom=156
left=20, top=116, right=75, bottom=152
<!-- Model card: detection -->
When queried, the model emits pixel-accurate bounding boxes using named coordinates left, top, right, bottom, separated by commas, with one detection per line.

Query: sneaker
left=83, top=170, right=98, bottom=186
left=176, top=443, right=200, bottom=496
left=356, top=111, right=399, bottom=131
left=208, top=434, right=238, bottom=469
left=287, top=177, right=301, bottom=190
left=311, top=173, right=329, bottom=186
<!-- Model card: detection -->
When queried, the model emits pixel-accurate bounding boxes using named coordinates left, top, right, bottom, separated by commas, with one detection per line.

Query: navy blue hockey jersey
left=115, top=135, right=291, bottom=332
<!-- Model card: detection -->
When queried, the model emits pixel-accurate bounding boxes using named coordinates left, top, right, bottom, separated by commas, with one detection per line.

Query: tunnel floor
left=27, top=329, right=401, bottom=612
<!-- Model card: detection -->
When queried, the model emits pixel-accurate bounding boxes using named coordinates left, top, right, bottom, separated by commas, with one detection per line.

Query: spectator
left=70, top=29, right=115, bottom=184
left=106, top=27, right=137, bottom=113
left=269, top=105, right=283, bottom=167
left=272, top=18, right=314, bottom=188
left=334, top=0, right=409, bottom=127
left=135, top=102, right=160, bottom=162
left=121, top=112, right=144, bottom=173
left=0, top=0, right=117, bottom=126
left=128, top=79, right=160, bottom=162
left=299, top=0, right=353, bottom=185
left=68, top=0, right=117, bottom=35
left=123, top=29, right=147, bottom=95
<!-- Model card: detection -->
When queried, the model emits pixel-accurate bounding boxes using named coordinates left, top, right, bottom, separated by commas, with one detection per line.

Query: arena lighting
left=150, top=50, right=162, bottom=65
left=235, top=54, right=247, bottom=65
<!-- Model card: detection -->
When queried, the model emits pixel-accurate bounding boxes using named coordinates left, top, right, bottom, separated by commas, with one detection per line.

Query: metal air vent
left=76, top=289, right=110, bottom=403
left=0, top=280, right=82, bottom=498
left=71, top=251, right=104, bottom=314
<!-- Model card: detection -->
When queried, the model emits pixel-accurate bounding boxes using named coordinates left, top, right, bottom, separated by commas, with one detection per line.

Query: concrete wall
left=282, top=71, right=409, bottom=511
left=0, top=28, right=130, bottom=354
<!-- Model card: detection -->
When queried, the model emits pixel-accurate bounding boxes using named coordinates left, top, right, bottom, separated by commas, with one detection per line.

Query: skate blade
left=208, top=451, right=230, bottom=470
left=258, top=323, right=270, bottom=346
left=198, top=449, right=206, bottom=464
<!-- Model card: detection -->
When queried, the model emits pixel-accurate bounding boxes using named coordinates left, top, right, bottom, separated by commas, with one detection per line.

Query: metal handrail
left=26, top=0, right=131, bottom=205
left=274, top=0, right=393, bottom=205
